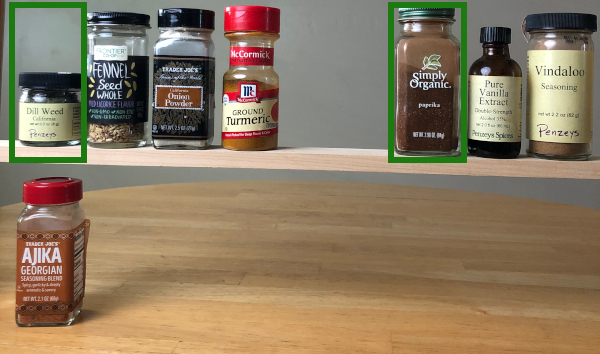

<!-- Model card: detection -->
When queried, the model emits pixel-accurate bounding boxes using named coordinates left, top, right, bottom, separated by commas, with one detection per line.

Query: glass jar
left=18, top=72, right=81, bottom=147
left=152, top=8, right=215, bottom=149
left=87, top=12, right=151, bottom=148
left=524, top=13, right=597, bottom=160
left=468, top=27, right=522, bottom=159
left=222, top=6, right=280, bottom=151
left=395, top=8, right=461, bottom=156
left=16, top=177, right=90, bottom=327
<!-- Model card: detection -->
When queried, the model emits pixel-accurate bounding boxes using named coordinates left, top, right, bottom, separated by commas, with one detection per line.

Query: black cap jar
left=524, top=13, right=597, bottom=160
left=152, top=9, right=216, bottom=150
left=87, top=12, right=151, bottom=148
left=19, top=72, right=82, bottom=147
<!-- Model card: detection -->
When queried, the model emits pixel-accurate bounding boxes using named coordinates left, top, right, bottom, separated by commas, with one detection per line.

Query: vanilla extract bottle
left=468, top=27, right=522, bottom=159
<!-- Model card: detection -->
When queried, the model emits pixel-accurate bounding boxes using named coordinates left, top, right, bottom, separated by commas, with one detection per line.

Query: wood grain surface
left=2, top=141, right=600, bottom=179
left=0, top=181, right=599, bottom=353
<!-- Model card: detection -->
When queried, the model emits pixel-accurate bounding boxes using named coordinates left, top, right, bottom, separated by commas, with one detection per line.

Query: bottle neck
left=482, top=43, right=511, bottom=57
left=400, top=20, right=454, bottom=35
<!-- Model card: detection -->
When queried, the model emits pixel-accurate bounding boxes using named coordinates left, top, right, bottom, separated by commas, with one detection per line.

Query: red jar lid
left=224, top=6, right=280, bottom=33
left=23, top=177, right=83, bottom=205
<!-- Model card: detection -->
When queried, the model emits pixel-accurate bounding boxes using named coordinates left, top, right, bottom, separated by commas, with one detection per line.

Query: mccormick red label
left=230, top=47, right=274, bottom=66
left=222, top=82, right=279, bottom=140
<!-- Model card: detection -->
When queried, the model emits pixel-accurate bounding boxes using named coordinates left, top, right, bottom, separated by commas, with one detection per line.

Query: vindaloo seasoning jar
left=395, top=8, right=460, bottom=156
left=87, top=12, right=151, bottom=148
left=16, top=178, right=90, bottom=327
left=152, top=8, right=216, bottom=149
left=222, top=6, right=280, bottom=151
left=524, top=13, right=597, bottom=160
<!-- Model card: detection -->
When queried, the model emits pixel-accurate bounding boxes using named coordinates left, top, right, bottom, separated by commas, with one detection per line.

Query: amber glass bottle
left=468, top=27, right=522, bottom=159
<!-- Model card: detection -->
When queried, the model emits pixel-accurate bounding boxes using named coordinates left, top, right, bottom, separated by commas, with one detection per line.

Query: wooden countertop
left=1, top=181, right=599, bottom=353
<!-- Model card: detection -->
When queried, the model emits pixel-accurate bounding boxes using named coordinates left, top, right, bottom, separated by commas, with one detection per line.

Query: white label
left=94, top=45, right=128, bottom=61
left=468, top=76, right=522, bottom=142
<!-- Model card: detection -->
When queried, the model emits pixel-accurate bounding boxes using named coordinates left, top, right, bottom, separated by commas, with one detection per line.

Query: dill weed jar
left=18, top=73, right=81, bottom=147
left=16, top=177, right=90, bottom=327
left=524, top=13, right=597, bottom=160
left=222, top=6, right=280, bottom=151
left=395, top=8, right=460, bottom=156
left=152, top=8, right=215, bottom=150
left=87, top=12, right=151, bottom=148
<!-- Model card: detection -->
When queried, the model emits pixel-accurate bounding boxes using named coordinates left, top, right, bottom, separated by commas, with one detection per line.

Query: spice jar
left=87, top=12, right=151, bottom=148
left=524, top=13, right=597, bottom=160
left=152, top=8, right=215, bottom=149
left=222, top=6, right=280, bottom=151
left=468, top=27, right=522, bottom=159
left=16, top=177, right=90, bottom=327
left=395, top=8, right=460, bottom=156
left=19, top=72, right=81, bottom=147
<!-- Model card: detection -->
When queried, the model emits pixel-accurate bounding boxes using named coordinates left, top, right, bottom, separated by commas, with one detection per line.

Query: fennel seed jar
left=87, top=12, right=151, bottom=148
left=525, top=13, right=597, bottom=160
left=19, top=72, right=81, bottom=147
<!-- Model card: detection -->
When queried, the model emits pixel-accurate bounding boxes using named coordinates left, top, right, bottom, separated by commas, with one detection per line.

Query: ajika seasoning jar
left=468, top=27, right=522, bottom=159
left=87, top=12, right=151, bottom=148
left=222, top=6, right=280, bottom=151
left=524, top=13, right=597, bottom=160
left=152, top=8, right=216, bottom=150
left=16, top=177, right=90, bottom=327
left=19, top=72, right=81, bottom=147
left=395, top=8, right=460, bottom=156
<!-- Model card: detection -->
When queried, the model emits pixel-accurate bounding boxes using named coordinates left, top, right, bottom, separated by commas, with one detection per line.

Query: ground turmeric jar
left=222, top=6, right=280, bottom=151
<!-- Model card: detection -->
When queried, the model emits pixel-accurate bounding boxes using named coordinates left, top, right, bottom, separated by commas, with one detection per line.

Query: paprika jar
left=16, top=177, right=90, bottom=327
left=395, top=8, right=461, bottom=156
left=87, top=12, right=151, bottom=148
left=524, top=13, right=597, bottom=160
left=222, top=6, right=280, bottom=151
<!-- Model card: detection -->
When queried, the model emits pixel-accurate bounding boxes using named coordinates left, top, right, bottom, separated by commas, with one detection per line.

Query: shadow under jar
left=87, top=12, right=151, bottom=149
left=525, top=13, right=597, bottom=160
left=395, top=8, right=461, bottom=157
left=19, top=72, right=81, bottom=147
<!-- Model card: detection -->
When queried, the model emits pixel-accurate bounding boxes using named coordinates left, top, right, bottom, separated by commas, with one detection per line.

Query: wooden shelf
left=1, top=140, right=599, bottom=179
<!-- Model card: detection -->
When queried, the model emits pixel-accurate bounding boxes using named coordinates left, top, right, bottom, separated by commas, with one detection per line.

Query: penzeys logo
left=410, top=54, right=451, bottom=91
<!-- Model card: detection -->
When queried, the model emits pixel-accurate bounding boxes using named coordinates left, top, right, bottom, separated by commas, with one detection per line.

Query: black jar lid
left=525, top=13, right=597, bottom=32
left=158, top=8, right=215, bottom=29
left=87, top=11, right=151, bottom=27
left=398, top=8, right=455, bottom=20
left=19, top=72, right=81, bottom=89
left=480, top=27, right=511, bottom=44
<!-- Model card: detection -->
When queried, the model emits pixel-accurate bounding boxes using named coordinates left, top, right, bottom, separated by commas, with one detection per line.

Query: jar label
left=468, top=76, right=522, bottom=142
left=19, top=103, right=81, bottom=142
left=222, top=84, right=279, bottom=139
left=16, top=220, right=90, bottom=318
left=87, top=53, right=149, bottom=125
left=152, top=56, right=215, bottom=140
left=527, top=50, right=593, bottom=143
left=230, top=47, right=274, bottom=66
left=396, top=52, right=458, bottom=151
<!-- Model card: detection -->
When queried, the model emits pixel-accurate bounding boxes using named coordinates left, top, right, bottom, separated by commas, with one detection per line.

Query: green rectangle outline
left=388, top=2, right=467, bottom=163
left=9, top=1, right=87, bottom=164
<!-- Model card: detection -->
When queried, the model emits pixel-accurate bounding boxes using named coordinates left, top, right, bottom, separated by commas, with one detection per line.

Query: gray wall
left=1, top=0, right=599, bottom=210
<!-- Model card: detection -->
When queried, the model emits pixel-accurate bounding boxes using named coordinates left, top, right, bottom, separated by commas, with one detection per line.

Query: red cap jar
left=222, top=6, right=281, bottom=151
left=16, top=177, right=89, bottom=327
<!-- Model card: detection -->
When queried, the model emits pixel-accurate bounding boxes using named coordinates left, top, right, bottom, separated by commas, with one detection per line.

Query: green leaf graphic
left=422, top=54, right=442, bottom=70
